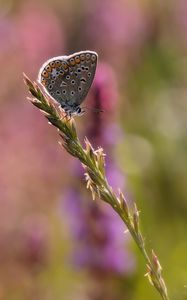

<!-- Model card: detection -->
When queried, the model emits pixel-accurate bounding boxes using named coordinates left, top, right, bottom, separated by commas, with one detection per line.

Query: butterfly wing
left=38, top=51, right=98, bottom=108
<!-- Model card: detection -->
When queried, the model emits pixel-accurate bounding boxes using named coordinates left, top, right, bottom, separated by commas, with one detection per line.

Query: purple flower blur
left=16, top=1, right=65, bottom=74
left=20, top=215, right=49, bottom=268
left=85, top=0, right=148, bottom=70
left=64, top=186, right=135, bottom=275
left=172, top=0, right=187, bottom=49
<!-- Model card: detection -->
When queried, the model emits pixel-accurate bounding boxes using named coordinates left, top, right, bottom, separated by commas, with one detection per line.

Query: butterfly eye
left=77, top=68, right=81, bottom=73
left=71, top=80, right=75, bottom=85
left=56, top=90, right=61, bottom=95
left=78, top=87, right=82, bottom=91
left=88, top=72, right=91, bottom=77
left=66, top=75, right=70, bottom=80
left=59, top=70, right=64, bottom=75
left=48, top=84, right=53, bottom=90
left=85, top=67, right=89, bottom=71
left=71, top=91, right=75, bottom=96
left=86, top=53, right=91, bottom=60
left=62, top=90, right=66, bottom=94
left=81, top=66, right=85, bottom=70
left=51, top=80, right=55, bottom=84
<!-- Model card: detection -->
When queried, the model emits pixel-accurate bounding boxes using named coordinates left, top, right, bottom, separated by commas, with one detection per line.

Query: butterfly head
left=62, top=104, right=85, bottom=117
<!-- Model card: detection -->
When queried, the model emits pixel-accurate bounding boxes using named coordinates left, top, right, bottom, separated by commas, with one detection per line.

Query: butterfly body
left=38, top=50, right=98, bottom=116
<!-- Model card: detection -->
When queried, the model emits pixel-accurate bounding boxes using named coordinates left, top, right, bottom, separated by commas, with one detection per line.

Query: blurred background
left=0, top=0, right=187, bottom=299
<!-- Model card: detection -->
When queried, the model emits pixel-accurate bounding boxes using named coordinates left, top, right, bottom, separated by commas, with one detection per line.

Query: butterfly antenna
left=82, top=106, right=105, bottom=114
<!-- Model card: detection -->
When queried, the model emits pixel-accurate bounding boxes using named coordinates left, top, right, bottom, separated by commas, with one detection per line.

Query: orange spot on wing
left=75, top=56, right=81, bottom=64
left=41, top=79, right=47, bottom=86
left=62, top=62, right=68, bottom=69
left=50, top=61, right=56, bottom=68
left=42, top=70, right=49, bottom=78
left=55, top=61, right=62, bottom=67
left=45, top=64, right=52, bottom=72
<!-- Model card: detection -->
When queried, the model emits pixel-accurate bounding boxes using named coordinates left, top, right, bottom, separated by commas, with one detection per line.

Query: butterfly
left=38, top=50, right=98, bottom=116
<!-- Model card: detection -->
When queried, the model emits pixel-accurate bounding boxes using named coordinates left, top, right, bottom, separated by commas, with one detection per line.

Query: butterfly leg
left=59, top=105, right=70, bottom=120
left=66, top=111, right=72, bottom=122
